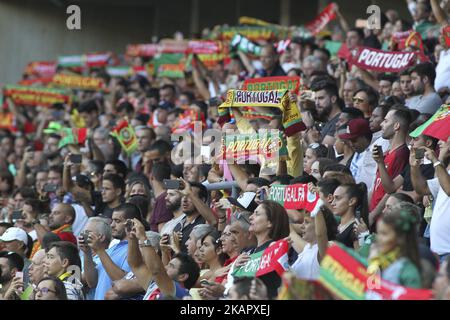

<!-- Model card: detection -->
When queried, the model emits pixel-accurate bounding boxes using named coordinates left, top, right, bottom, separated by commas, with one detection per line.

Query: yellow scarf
left=58, top=272, right=72, bottom=282
left=367, top=248, right=400, bottom=274
left=30, top=224, right=72, bottom=258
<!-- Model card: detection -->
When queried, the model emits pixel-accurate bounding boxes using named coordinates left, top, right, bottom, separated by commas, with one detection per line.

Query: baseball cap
left=227, top=192, right=258, bottom=212
left=0, top=227, right=28, bottom=245
left=339, top=118, right=372, bottom=140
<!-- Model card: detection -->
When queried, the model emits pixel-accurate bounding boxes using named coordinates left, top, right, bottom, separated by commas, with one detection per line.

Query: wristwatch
left=433, top=161, right=442, bottom=168
left=32, top=219, right=41, bottom=226
left=139, top=239, right=152, bottom=247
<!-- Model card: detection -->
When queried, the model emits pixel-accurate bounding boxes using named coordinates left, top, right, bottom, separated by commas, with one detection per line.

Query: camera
left=70, top=154, right=82, bottom=164
left=125, top=220, right=134, bottom=232
left=163, top=179, right=182, bottom=190
left=43, top=184, right=58, bottom=193
left=81, top=230, right=90, bottom=243
left=11, top=210, right=23, bottom=221
left=415, top=148, right=425, bottom=160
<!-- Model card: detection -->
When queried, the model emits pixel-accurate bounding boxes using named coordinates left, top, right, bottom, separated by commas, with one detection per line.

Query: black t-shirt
left=173, top=214, right=206, bottom=254
left=257, top=63, right=287, bottom=77
left=401, top=163, right=435, bottom=191
left=336, top=222, right=356, bottom=249
left=320, top=113, right=341, bottom=143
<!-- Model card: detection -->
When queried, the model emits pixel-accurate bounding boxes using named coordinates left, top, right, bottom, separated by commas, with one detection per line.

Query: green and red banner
left=410, top=104, right=450, bottom=141
left=3, top=85, right=71, bottom=107
left=221, top=131, right=287, bottom=162
left=218, top=89, right=305, bottom=136
left=243, top=76, right=301, bottom=94
left=349, top=47, right=417, bottom=73
left=305, top=3, right=337, bottom=35
left=171, top=109, right=206, bottom=134
left=57, top=53, right=111, bottom=68
left=24, top=61, right=57, bottom=78
left=233, top=239, right=289, bottom=278
left=0, top=112, right=14, bottom=130
left=127, top=40, right=223, bottom=57
left=214, top=26, right=280, bottom=41
left=230, top=34, right=262, bottom=56
left=319, top=243, right=433, bottom=300
left=43, top=122, right=88, bottom=148
left=52, top=74, right=106, bottom=91
left=110, top=119, right=138, bottom=155
left=269, top=183, right=320, bottom=212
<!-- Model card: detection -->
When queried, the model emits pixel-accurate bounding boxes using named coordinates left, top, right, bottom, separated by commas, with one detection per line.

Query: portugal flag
left=110, top=119, right=138, bottom=155
left=410, top=104, right=450, bottom=141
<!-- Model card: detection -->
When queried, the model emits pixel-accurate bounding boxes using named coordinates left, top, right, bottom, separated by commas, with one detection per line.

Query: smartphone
left=125, top=220, right=134, bottom=232
left=82, top=230, right=90, bottom=243
left=259, top=189, right=266, bottom=201
left=374, top=145, right=383, bottom=156
left=15, top=271, right=23, bottom=282
left=161, top=233, right=171, bottom=245
left=70, top=154, right=82, bottom=164
left=11, top=210, right=23, bottom=221
left=163, top=179, right=181, bottom=190
left=415, top=148, right=425, bottom=160
left=43, top=184, right=58, bottom=193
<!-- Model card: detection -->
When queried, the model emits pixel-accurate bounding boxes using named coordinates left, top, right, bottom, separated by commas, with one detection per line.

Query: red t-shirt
left=370, top=144, right=410, bottom=211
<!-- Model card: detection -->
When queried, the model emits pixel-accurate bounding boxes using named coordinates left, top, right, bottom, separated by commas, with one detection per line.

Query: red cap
left=339, top=118, right=371, bottom=140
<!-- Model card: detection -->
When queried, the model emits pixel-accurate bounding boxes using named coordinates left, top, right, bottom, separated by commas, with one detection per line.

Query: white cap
left=0, top=227, right=28, bottom=245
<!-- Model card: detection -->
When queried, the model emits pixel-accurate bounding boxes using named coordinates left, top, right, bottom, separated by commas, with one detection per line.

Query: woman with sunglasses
left=33, top=276, right=68, bottom=300
left=352, top=87, right=379, bottom=119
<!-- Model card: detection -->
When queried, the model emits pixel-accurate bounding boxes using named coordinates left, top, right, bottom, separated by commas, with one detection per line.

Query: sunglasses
left=352, top=97, right=365, bottom=103
left=234, top=210, right=251, bottom=225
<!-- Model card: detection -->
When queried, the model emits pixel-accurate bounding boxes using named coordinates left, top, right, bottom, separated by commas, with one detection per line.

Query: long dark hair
left=341, top=183, right=369, bottom=227
left=320, top=206, right=338, bottom=241
left=259, top=200, right=290, bottom=241
left=200, top=229, right=227, bottom=266
left=381, top=204, right=421, bottom=272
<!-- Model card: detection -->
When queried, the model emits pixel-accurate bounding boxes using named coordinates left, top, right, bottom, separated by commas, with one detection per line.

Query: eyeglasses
left=352, top=97, right=365, bottom=103
left=34, top=287, right=57, bottom=295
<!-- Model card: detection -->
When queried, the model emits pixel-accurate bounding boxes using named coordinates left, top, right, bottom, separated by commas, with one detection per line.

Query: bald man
left=21, top=249, right=46, bottom=300
left=30, top=203, right=78, bottom=258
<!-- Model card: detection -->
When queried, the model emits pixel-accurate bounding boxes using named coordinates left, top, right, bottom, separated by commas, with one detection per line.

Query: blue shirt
left=94, top=240, right=130, bottom=300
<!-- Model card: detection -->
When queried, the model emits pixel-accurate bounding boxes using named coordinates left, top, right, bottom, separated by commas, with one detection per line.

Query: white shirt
left=71, top=203, right=89, bottom=237
left=435, top=49, right=450, bottom=92
left=428, top=170, right=450, bottom=255
left=350, top=133, right=389, bottom=194
left=291, top=243, right=320, bottom=280
left=159, top=213, right=186, bottom=236
left=28, top=229, right=37, bottom=242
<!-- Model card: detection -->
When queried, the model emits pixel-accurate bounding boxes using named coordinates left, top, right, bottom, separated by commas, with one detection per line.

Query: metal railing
left=205, top=181, right=240, bottom=198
